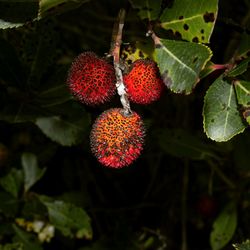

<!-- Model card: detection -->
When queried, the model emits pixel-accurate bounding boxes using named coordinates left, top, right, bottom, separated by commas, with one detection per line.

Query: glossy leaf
left=39, top=196, right=92, bottom=239
left=210, top=203, right=237, bottom=250
left=129, top=0, right=162, bottom=20
left=0, top=169, right=23, bottom=198
left=158, top=129, right=220, bottom=160
left=12, top=224, right=43, bottom=250
left=154, top=39, right=212, bottom=94
left=234, top=80, right=250, bottom=107
left=203, top=76, right=246, bottom=141
left=160, top=0, right=218, bottom=43
left=21, top=152, right=46, bottom=193
left=38, top=0, right=89, bottom=19
left=233, top=239, right=250, bottom=250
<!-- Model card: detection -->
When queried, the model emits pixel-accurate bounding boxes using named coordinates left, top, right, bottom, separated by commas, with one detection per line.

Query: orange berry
left=90, top=108, right=145, bottom=168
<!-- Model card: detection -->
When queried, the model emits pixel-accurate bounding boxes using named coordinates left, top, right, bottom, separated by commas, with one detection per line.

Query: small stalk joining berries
left=110, top=9, right=132, bottom=116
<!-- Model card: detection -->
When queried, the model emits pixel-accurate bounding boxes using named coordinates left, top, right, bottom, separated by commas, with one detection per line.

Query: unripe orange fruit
left=90, top=108, right=145, bottom=168
left=123, top=59, right=164, bottom=104
left=67, top=52, right=116, bottom=106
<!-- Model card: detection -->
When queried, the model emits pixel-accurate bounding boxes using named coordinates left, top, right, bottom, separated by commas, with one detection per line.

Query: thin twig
left=110, top=9, right=131, bottom=116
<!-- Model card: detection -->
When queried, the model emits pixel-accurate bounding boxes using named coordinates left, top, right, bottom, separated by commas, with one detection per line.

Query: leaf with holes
left=38, top=0, right=89, bottom=19
left=160, top=0, right=218, bottom=43
left=210, top=203, right=237, bottom=250
left=39, top=196, right=92, bottom=239
left=203, top=76, right=246, bottom=142
left=233, top=239, right=250, bottom=250
left=234, top=80, right=250, bottom=107
left=154, top=39, right=212, bottom=94
left=129, top=0, right=162, bottom=21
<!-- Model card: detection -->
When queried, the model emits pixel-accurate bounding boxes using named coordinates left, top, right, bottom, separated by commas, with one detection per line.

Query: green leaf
left=243, top=109, right=250, bottom=125
left=0, top=169, right=24, bottom=198
left=35, top=101, right=90, bottom=146
left=203, top=76, right=246, bottom=142
left=21, top=152, right=46, bottom=193
left=0, top=1, right=38, bottom=29
left=234, top=80, right=250, bottom=107
left=0, top=243, right=23, bottom=250
left=38, top=0, right=89, bottom=19
left=0, top=39, right=24, bottom=86
left=129, top=0, right=162, bottom=21
left=154, top=39, right=212, bottom=94
left=237, top=33, right=250, bottom=58
left=35, top=66, right=72, bottom=108
left=228, top=57, right=250, bottom=77
left=158, top=129, right=220, bottom=160
left=160, top=0, right=218, bottom=43
left=233, top=239, right=250, bottom=250
left=39, top=196, right=92, bottom=239
left=210, top=203, right=237, bottom=250
left=12, top=224, right=43, bottom=250
left=0, top=192, right=19, bottom=216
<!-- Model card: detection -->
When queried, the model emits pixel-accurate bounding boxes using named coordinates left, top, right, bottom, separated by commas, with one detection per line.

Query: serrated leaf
left=233, top=239, right=250, bottom=250
left=129, top=0, right=162, bottom=21
left=210, top=203, right=237, bottom=250
left=234, top=80, right=250, bottom=107
left=160, top=0, right=218, bottom=43
left=39, top=196, right=92, bottom=239
left=228, top=57, right=250, bottom=77
left=12, top=224, right=43, bottom=250
left=0, top=19, right=24, bottom=30
left=158, top=129, right=220, bottom=160
left=38, top=0, right=89, bottom=19
left=0, top=1, right=38, bottom=30
left=203, top=76, right=246, bottom=142
left=0, top=169, right=23, bottom=198
left=154, top=39, right=212, bottom=94
left=21, top=152, right=46, bottom=193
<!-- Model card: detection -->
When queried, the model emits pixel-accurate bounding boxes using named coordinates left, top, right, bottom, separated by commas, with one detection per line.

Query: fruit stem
left=110, top=9, right=132, bottom=116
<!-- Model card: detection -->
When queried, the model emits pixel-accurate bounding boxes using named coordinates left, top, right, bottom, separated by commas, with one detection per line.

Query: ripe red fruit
left=90, top=108, right=145, bottom=168
left=67, top=52, right=116, bottom=106
left=123, top=59, right=164, bottom=104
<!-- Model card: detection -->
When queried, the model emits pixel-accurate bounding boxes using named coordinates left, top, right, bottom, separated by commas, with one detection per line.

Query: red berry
left=67, top=52, right=116, bottom=106
left=90, top=108, right=145, bottom=168
left=123, top=59, right=164, bottom=104
left=196, top=195, right=217, bottom=218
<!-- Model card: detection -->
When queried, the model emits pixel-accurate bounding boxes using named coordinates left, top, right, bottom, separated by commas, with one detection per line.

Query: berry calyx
left=123, top=59, right=164, bottom=104
left=90, top=108, right=145, bottom=168
left=67, top=52, right=116, bottom=106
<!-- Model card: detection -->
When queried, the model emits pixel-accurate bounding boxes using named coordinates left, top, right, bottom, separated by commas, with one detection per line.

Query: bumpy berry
left=90, top=108, right=145, bottom=168
left=123, top=59, right=164, bottom=104
left=67, top=52, right=116, bottom=106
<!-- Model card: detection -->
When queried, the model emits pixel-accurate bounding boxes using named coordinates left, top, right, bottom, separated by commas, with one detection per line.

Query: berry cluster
left=67, top=52, right=165, bottom=168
